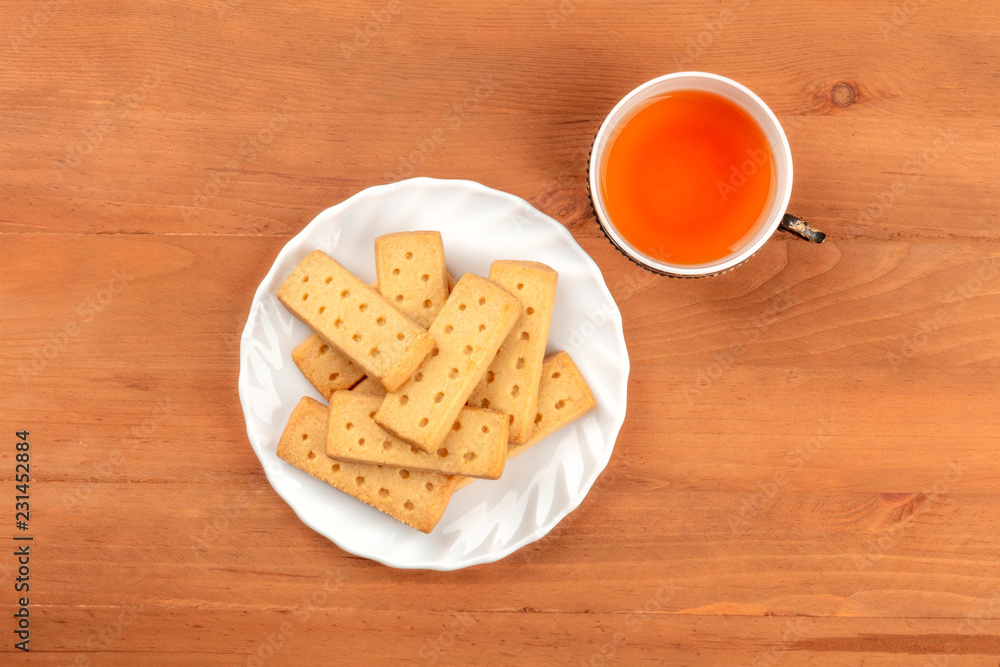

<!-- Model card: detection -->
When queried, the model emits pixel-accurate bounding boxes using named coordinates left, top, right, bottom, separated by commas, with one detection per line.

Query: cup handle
left=779, top=213, right=826, bottom=244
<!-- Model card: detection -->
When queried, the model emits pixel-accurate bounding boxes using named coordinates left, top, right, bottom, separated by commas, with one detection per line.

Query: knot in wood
left=831, top=82, right=856, bottom=108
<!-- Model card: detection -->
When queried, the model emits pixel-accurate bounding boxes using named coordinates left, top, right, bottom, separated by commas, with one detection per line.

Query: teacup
left=588, top=72, right=824, bottom=278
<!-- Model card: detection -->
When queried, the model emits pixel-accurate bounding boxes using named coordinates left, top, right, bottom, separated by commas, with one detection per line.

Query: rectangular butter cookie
left=455, top=351, right=596, bottom=491
left=375, top=231, right=449, bottom=328
left=375, top=273, right=523, bottom=452
left=277, top=396, right=456, bottom=533
left=351, top=376, right=387, bottom=397
left=468, top=260, right=558, bottom=444
left=291, top=334, right=366, bottom=399
left=277, top=250, right=435, bottom=392
left=328, top=391, right=508, bottom=479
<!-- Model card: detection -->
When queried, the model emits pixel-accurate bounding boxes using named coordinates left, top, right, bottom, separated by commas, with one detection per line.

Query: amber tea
left=600, top=90, right=775, bottom=266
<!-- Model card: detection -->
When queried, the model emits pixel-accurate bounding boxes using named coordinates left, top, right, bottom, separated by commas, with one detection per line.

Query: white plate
left=238, top=178, right=629, bottom=570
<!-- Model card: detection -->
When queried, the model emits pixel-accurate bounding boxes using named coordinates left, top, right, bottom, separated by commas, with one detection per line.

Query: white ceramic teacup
left=588, top=72, right=824, bottom=278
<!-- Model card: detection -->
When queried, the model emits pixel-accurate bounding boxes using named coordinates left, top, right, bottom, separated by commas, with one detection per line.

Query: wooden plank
left=5, top=608, right=1000, bottom=664
left=0, top=2, right=995, bottom=239
left=3, top=235, right=998, bottom=488
left=19, top=480, right=1000, bottom=613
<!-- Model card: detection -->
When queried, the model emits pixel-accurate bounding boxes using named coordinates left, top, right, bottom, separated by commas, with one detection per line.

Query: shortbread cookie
left=455, top=351, right=596, bottom=491
left=468, top=260, right=558, bottom=444
left=375, top=273, right=523, bottom=452
left=291, top=334, right=366, bottom=399
left=328, top=392, right=508, bottom=479
left=277, top=396, right=456, bottom=533
left=375, top=231, right=449, bottom=328
left=277, top=250, right=435, bottom=392
left=351, top=376, right=387, bottom=397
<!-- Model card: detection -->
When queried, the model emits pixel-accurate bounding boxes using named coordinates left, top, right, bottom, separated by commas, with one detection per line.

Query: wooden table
left=4, top=1, right=999, bottom=664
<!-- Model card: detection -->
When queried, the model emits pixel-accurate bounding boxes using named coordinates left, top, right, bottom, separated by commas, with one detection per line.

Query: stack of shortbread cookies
left=275, top=231, right=596, bottom=533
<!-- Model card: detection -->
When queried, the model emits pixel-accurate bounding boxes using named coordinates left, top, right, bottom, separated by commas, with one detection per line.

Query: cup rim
left=588, top=71, right=794, bottom=277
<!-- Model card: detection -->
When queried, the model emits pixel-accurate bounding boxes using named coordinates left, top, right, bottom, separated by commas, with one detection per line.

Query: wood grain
left=2, top=0, right=999, bottom=664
